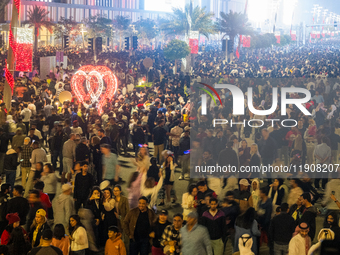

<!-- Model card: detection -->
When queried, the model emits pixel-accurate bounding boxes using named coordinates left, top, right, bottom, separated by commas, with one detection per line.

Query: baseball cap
left=100, top=180, right=110, bottom=190
left=160, top=209, right=168, bottom=215
left=36, top=209, right=46, bottom=217
left=73, top=120, right=78, bottom=125
left=239, top=179, right=250, bottom=186
left=62, top=183, right=73, bottom=192
left=42, top=229, right=53, bottom=240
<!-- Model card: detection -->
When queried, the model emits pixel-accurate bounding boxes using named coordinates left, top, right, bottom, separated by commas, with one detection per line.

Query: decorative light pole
left=4, top=0, right=21, bottom=110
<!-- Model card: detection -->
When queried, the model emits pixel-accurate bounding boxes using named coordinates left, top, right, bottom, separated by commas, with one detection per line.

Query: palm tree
left=134, top=18, right=159, bottom=49
left=113, top=15, right=131, bottom=50
left=161, top=4, right=215, bottom=71
left=216, top=11, right=253, bottom=60
left=161, top=4, right=216, bottom=38
left=23, top=6, right=54, bottom=54
left=0, top=0, right=10, bottom=23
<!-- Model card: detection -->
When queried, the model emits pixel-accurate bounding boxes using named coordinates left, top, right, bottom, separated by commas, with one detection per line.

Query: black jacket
left=75, top=143, right=90, bottom=162
left=200, top=209, right=227, bottom=240
left=268, top=212, right=295, bottom=245
left=151, top=221, right=171, bottom=248
left=86, top=199, right=103, bottom=221
left=0, top=133, right=9, bottom=153
left=26, top=202, right=44, bottom=231
left=4, top=149, right=20, bottom=171
left=74, top=173, right=94, bottom=200
left=0, top=193, right=9, bottom=222
left=29, top=222, right=51, bottom=247
left=218, top=147, right=238, bottom=169
left=133, top=126, right=145, bottom=144
left=179, top=136, right=190, bottom=155
left=7, top=196, right=30, bottom=225
left=300, top=206, right=318, bottom=240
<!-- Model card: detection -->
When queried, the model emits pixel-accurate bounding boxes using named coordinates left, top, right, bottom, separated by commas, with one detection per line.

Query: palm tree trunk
left=119, top=31, right=122, bottom=51
left=34, top=28, right=38, bottom=54
left=4, top=0, right=20, bottom=111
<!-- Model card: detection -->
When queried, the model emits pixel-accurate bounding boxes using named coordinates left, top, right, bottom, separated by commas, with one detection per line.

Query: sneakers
left=179, top=175, right=184, bottom=180
left=184, top=173, right=190, bottom=179
left=158, top=202, right=165, bottom=206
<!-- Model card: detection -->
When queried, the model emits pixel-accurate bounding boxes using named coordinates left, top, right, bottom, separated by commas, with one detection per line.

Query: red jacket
left=1, top=227, right=27, bottom=245
left=39, top=191, right=52, bottom=217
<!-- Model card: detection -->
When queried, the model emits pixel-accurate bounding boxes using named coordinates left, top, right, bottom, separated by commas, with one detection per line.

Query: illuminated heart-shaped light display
left=71, top=65, right=118, bottom=115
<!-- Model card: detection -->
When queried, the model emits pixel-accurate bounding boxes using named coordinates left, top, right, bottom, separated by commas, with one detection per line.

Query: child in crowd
left=105, top=226, right=126, bottom=255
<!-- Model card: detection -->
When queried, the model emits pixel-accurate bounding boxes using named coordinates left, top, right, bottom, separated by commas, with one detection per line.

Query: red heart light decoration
left=71, top=65, right=118, bottom=115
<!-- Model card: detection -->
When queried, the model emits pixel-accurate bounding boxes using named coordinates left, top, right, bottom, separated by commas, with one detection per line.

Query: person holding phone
left=322, top=172, right=340, bottom=211
left=86, top=186, right=103, bottom=247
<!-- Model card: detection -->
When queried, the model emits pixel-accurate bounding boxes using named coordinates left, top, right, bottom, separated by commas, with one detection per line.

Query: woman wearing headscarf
left=251, top=179, right=260, bottom=212
left=268, top=178, right=286, bottom=216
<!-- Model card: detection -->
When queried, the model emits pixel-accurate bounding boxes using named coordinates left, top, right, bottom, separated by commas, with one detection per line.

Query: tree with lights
left=163, top=39, right=190, bottom=73
left=113, top=15, right=131, bottom=51
left=161, top=4, right=215, bottom=39
left=23, top=6, right=54, bottom=54
left=53, top=16, right=81, bottom=46
left=216, top=11, right=253, bottom=61
left=134, top=18, right=159, bottom=49
left=161, top=4, right=215, bottom=71
left=84, top=14, right=112, bottom=57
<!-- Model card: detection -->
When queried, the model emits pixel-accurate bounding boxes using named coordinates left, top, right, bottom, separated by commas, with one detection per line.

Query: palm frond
left=24, top=6, right=54, bottom=31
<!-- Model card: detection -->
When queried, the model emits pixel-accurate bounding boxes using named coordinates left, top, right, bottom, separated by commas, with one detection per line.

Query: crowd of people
left=0, top=39, right=340, bottom=255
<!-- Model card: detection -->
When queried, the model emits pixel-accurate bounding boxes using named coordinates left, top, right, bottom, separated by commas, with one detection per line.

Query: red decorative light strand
left=14, top=0, right=21, bottom=14
left=4, top=61, right=15, bottom=95
left=9, top=25, right=17, bottom=57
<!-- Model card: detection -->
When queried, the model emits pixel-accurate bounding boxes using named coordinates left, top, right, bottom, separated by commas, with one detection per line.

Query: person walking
left=123, top=196, right=156, bottom=255
left=200, top=197, right=226, bottom=255
left=288, top=222, right=311, bottom=255
left=21, top=137, right=33, bottom=187
left=268, top=203, right=295, bottom=255
left=25, top=141, right=47, bottom=197
left=101, top=144, right=120, bottom=185
left=4, top=147, right=22, bottom=189
left=180, top=211, right=213, bottom=255
left=53, top=183, right=76, bottom=234
left=62, top=133, right=76, bottom=184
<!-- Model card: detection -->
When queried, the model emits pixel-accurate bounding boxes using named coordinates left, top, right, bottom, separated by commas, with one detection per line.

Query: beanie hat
left=6, top=213, right=20, bottom=225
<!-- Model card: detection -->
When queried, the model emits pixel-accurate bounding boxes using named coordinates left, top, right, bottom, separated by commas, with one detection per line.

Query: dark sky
left=295, top=0, right=340, bottom=24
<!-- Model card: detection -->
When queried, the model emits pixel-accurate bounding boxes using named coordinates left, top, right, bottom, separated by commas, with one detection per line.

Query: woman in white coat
left=69, top=215, right=88, bottom=255
left=182, top=184, right=198, bottom=220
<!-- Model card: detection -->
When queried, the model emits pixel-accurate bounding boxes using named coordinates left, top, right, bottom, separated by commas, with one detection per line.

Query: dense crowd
left=0, top=39, right=340, bottom=255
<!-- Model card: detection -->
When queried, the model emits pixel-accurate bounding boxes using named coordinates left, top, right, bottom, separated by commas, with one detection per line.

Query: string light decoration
left=8, top=25, right=17, bottom=57
left=14, top=0, right=21, bottom=14
left=15, top=43, right=33, bottom=72
left=4, top=61, right=14, bottom=95
left=15, top=27, right=34, bottom=72
left=5, top=0, right=21, bottom=92
left=71, top=65, right=118, bottom=115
